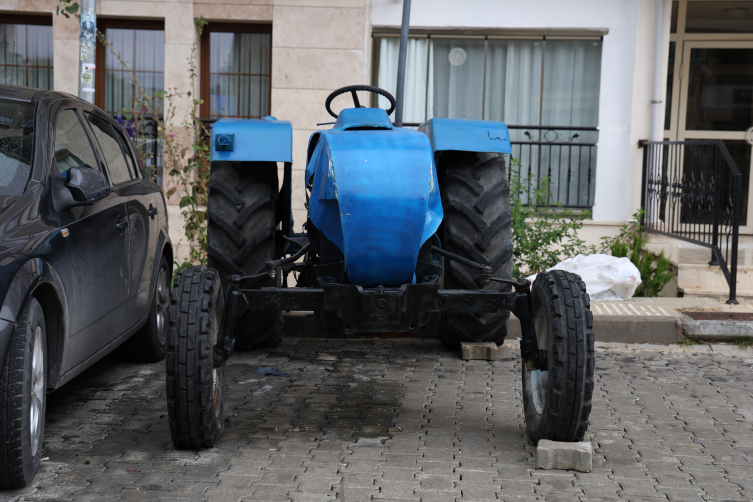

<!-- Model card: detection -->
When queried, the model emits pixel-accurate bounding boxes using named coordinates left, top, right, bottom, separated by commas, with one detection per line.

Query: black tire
left=0, top=297, right=46, bottom=489
left=166, top=266, right=225, bottom=449
left=121, top=255, right=171, bottom=362
left=522, top=270, right=595, bottom=444
left=207, top=161, right=284, bottom=349
left=437, top=152, right=513, bottom=347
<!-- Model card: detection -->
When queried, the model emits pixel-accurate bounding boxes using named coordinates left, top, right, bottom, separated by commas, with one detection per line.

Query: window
left=201, top=24, right=271, bottom=119
left=0, top=15, right=53, bottom=89
left=54, top=109, right=99, bottom=181
left=0, top=98, right=34, bottom=196
left=95, top=20, right=164, bottom=185
left=86, top=113, right=134, bottom=185
left=373, top=34, right=602, bottom=208
left=95, top=20, right=165, bottom=114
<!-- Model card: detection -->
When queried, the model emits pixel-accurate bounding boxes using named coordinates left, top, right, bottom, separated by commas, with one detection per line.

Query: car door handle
left=116, top=219, right=128, bottom=231
left=147, top=205, right=158, bottom=220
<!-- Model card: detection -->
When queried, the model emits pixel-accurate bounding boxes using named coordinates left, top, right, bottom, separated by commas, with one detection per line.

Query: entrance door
left=676, top=41, right=753, bottom=233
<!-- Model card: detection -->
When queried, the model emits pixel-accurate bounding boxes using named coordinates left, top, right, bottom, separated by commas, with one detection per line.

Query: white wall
left=372, top=0, right=661, bottom=224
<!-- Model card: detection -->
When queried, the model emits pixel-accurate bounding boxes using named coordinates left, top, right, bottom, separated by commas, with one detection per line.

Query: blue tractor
left=165, top=85, right=595, bottom=449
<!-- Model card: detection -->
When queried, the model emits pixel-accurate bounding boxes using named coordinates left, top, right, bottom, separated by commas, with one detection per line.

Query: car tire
left=437, top=151, right=513, bottom=348
left=121, top=255, right=171, bottom=362
left=0, top=297, right=46, bottom=489
left=166, top=265, right=225, bottom=449
left=207, top=161, right=284, bottom=350
left=522, top=270, right=595, bottom=443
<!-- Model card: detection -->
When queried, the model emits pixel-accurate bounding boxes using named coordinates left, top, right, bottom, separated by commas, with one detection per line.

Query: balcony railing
left=640, top=140, right=742, bottom=304
left=404, top=123, right=598, bottom=209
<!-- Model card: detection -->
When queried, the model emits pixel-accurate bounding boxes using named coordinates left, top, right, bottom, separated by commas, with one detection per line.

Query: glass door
left=677, top=40, right=753, bottom=233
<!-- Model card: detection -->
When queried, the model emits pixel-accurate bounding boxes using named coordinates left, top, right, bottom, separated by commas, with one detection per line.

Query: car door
left=49, top=107, right=131, bottom=368
left=83, top=111, right=157, bottom=326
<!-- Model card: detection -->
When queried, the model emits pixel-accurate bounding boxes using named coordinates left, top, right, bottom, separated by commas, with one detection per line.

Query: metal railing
left=404, top=123, right=598, bottom=208
left=640, top=140, right=742, bottom=304
left=507, top=125, right=597, bottom=209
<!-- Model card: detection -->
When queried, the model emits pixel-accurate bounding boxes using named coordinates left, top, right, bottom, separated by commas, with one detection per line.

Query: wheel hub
left=155, top=267, right=168, bottom=346
left=30, top=326, right=44, bottom=456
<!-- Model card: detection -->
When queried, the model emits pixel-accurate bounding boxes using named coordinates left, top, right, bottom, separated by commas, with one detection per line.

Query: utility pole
left=394, top=0, right=411, bottom=127
left=78, top=0, right=96, bottom=103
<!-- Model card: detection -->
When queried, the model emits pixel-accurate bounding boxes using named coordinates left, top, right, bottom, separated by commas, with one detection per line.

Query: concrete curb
left=678, top=312, right=753, bottom=341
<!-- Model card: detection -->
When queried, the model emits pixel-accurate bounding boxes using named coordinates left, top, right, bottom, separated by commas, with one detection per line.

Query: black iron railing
left=404, top=123, right=598, bottom=208
left=640, top=140, right=742, bottom=304
left=507, top=125, right=597, bottom=209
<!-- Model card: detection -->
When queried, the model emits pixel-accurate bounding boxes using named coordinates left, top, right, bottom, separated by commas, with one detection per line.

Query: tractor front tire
left=207, top=161, right=284, bottom=349
left=522, top=270, right=595, bottom=444
left=166, top=266, right=225, bottom=449
left=438, top=152, right=513, bottom=347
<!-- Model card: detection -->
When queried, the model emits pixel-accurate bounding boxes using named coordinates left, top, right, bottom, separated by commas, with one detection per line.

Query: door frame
left=673, top=40, right=753, bottom=233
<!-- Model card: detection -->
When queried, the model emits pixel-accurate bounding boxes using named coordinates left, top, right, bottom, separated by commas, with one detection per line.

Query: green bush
left=600, top=210, right=674, bottom=297
left=510, top=170, right=594, bottom=277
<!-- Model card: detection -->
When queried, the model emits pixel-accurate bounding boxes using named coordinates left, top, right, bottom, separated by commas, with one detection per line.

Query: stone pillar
left=52, top=8, right=80, bottom=95
left=271, top=0, right=369, bottom=232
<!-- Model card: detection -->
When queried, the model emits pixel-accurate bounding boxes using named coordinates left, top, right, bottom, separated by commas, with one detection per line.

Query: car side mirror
left=65, top=166, right=110, bottom=205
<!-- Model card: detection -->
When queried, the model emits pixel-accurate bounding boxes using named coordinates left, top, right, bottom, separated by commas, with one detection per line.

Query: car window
left=54, top=109, right=99, bottom=180
left=113, top=127, right=139, bottom=179
left=85, top=112, right=133, bottom=185
left=0, top=98, right=35, bottom=197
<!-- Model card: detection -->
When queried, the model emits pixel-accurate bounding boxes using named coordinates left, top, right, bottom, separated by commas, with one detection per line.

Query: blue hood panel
left=307, top=122, right=442, bottom=287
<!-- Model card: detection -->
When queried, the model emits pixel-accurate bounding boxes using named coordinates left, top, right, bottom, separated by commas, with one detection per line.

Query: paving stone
left=536, top=440, right=593, bottom=472
left=10, top=339, right=753, bottom=502
left=460, top=342, right=498, bottom=361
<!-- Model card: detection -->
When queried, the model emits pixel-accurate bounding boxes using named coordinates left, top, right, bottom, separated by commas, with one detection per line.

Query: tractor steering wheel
left=325, top=85, right=396, bottom=119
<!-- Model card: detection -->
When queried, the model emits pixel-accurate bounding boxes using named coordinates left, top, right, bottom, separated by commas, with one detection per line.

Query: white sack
left=527, top=254, right=642, bottom=301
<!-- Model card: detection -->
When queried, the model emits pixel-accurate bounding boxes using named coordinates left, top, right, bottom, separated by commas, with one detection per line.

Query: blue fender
left=419, top=117, right=512, bottom=155
left=306, top=108, right=442, bottom=287
left=211, top=117, right=293, bottom=163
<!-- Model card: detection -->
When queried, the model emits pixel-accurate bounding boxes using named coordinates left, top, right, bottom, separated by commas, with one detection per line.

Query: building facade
left=2, top=0, right=751, bottom=261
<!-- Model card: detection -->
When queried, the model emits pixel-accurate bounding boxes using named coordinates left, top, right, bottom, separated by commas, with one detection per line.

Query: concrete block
left=536, top=440, right=592, bottom=472
left=460, top=342, right=498, bottom=361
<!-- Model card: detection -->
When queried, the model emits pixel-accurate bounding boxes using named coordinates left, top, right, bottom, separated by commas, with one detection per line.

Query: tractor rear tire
left=166, top=266, right=225, bottom=449
left=522, top=270, right=595, bottom=443
left=207, top=161, right=284, bottom=350
left=437, top=151, right=513, bottom=347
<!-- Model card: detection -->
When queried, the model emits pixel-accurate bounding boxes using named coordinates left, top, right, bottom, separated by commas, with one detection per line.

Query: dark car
left=0, top=86, right=173, bottom=488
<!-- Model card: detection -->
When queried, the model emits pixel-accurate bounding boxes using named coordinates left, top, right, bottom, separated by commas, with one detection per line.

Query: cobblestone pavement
left=2, top=338, right=753, bottom=502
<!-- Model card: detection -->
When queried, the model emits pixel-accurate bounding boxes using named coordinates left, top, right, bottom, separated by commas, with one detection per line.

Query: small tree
left=509, top=168, right=594, bottom=277
left=600, top=210, right=674, bottom=297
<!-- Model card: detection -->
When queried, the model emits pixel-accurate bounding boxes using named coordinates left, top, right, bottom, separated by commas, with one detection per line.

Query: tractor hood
left=306, top=109, right=442, bottom=287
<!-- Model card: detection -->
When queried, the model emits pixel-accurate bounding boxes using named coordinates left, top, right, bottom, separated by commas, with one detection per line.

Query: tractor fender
left=306, top=123, right=442, bottom=287
left=211, top=117, right=293, bottom=163
left=419, top=118, right=512, bottom=156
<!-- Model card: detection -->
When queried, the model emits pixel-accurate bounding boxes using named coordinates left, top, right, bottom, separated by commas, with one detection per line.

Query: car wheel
left=0, top=297, right=46, bottom=489
left=121, top=255, right=171, bottom=363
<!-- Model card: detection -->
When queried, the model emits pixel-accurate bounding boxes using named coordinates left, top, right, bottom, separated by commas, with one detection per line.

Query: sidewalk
left=289, top=297, right=753, bottom=345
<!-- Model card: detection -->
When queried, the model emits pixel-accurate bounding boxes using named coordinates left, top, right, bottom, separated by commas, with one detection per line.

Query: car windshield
left=0, top=98, right=34, bottom=196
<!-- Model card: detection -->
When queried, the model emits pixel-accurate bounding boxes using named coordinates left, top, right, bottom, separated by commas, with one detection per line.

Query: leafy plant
left=678, top=338, right=700, bottom=347
left=56, top=0, right=79, bottom=18
left=509, top=168, right=594, bottom=277
left=600, top=210, right=674, bottom=297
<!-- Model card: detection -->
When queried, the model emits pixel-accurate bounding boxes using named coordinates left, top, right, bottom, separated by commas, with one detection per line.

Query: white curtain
left=0, top=23, right=53, bottom=89
left=541, top=40, right=602, bottom=207
left=377, top=37, right=433, bottom=124
left=374, top=36, right=602, bottom=207
left=431, top=39, right=485, bottom=120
